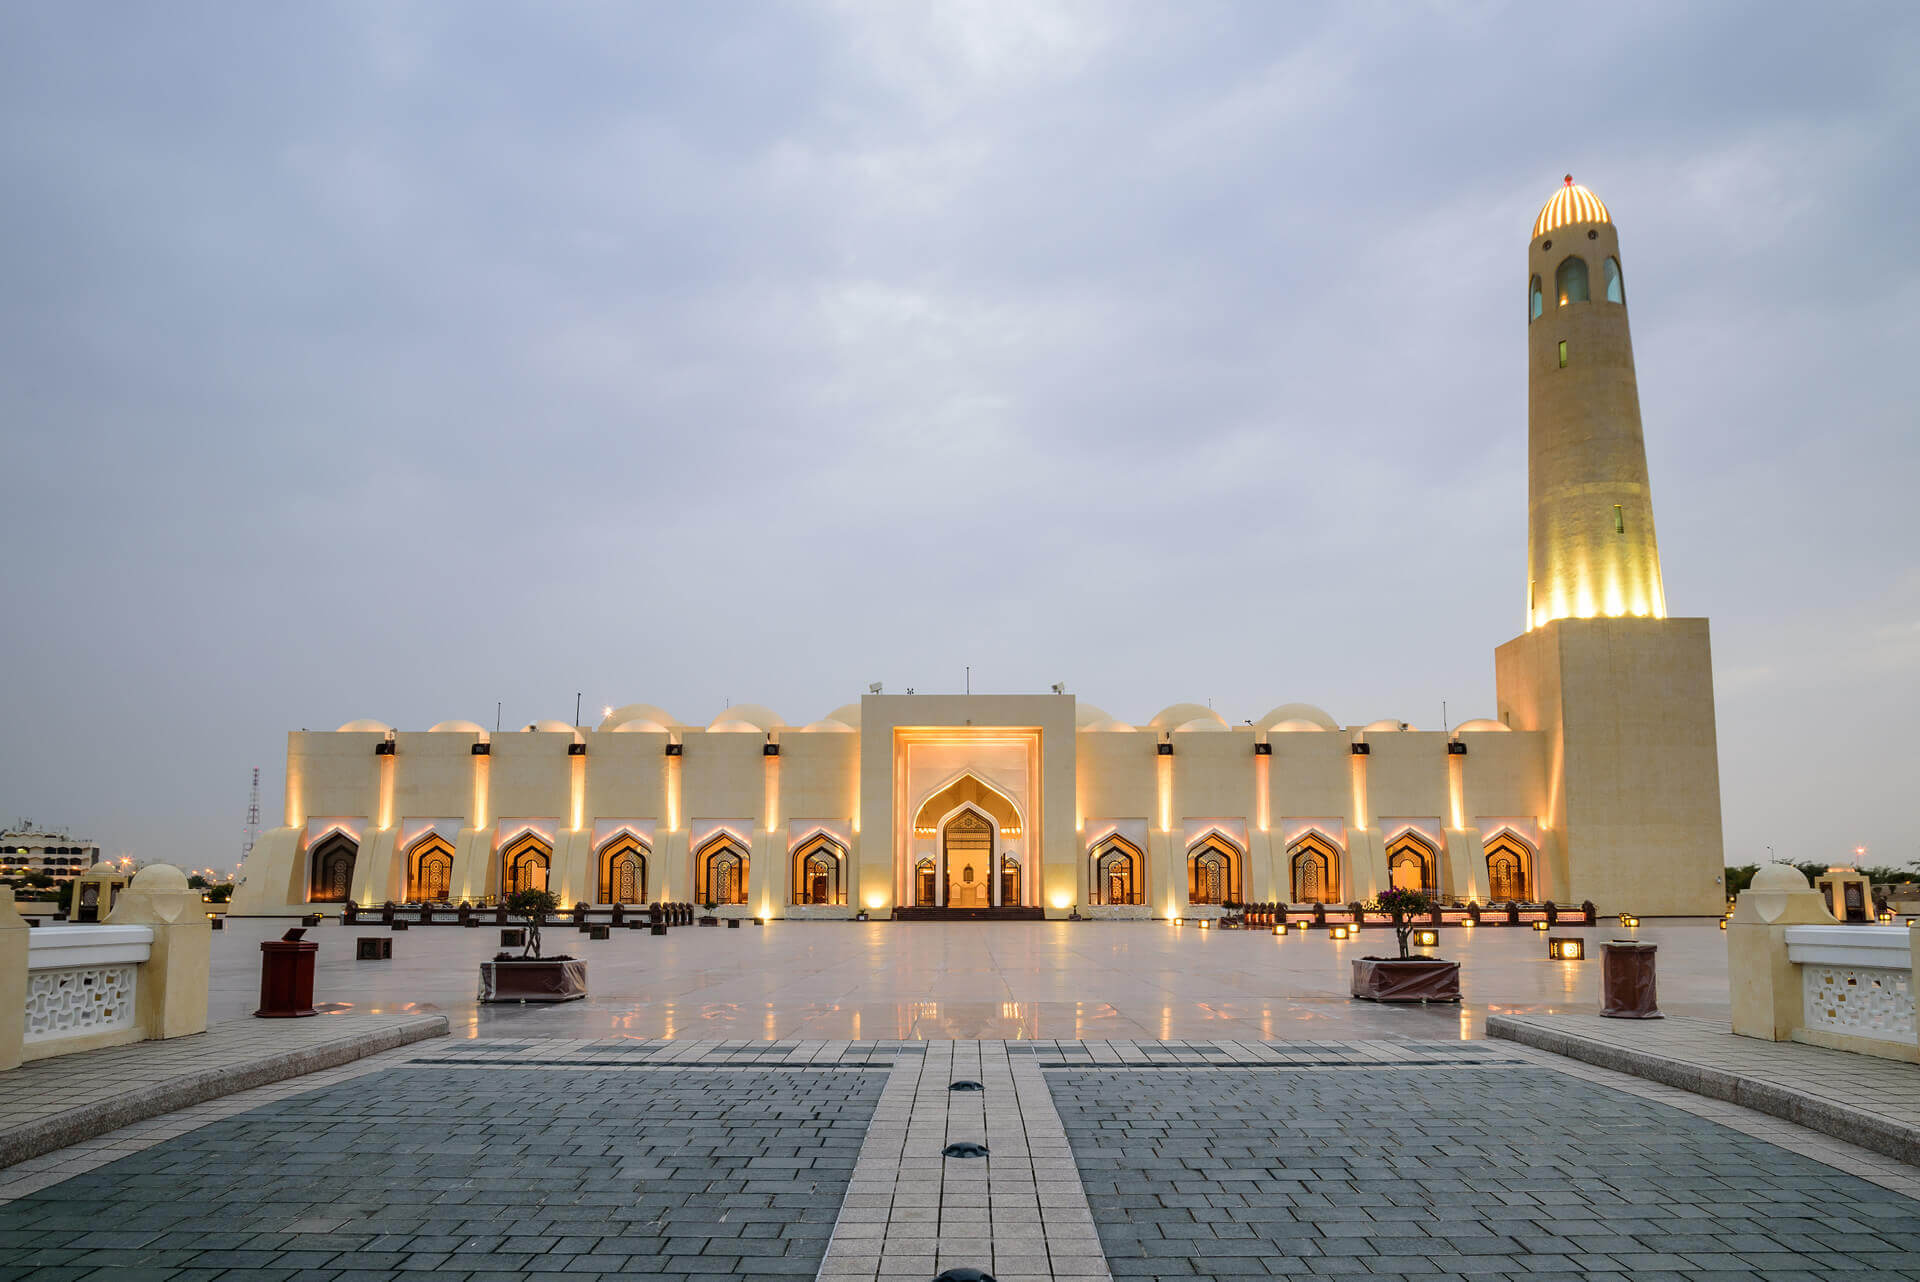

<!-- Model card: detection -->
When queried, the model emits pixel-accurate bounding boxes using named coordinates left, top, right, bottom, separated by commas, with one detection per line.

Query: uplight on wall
left=1050, top=893, right=1071, bottom=910
left=864, top=894, right=886, bottom=911
left=1547, top=937, right=1585, bottom=961
left=1412, top=928, right=1439, bottom=948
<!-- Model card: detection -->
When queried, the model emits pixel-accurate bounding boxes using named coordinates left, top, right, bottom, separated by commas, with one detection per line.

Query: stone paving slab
left=0, top=1014, right=447, bottom=1170
left=1047, top=1059, right=1920, bottom=1281
left=1488, top=1012, right=1920, bottom=1165
left=0, top=1061, right=886, bottom=1281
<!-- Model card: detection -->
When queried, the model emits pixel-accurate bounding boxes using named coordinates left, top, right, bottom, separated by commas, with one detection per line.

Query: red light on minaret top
left=1565, top=174, right=1574, bottom=186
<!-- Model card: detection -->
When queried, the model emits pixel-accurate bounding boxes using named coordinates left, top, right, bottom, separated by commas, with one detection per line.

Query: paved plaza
left=205, top=918, right=1733, bottom=1038
left=7, top=921, right=1920, bottom=1282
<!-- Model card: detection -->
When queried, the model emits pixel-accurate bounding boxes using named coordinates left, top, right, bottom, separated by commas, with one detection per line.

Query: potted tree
left=479, top=888, right=588, bottom=1002
left=698, top=900, right=720, bottom=927
left=1350, top=887, right=1460, bottom=1003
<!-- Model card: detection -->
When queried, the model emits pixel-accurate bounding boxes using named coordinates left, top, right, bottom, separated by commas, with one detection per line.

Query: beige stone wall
left=1497, top=617, right=1724, bottom=915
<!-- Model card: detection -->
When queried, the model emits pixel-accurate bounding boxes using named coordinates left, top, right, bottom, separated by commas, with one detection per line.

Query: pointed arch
left=1088, top=834, right=1145, bottom=906
left=1603, top=256, right=1623, bottom=303
left=501, top=831, right=553, bottom=897
left=307, top=831, right=357, bottom=904
left=1186, top=833, right=1243, bottom=906
left=791, top=832, right=845, bottom=906
left=1385, top=830, right=1437, bottom=894
left=941, top=805, right=996, bottom=908
left=1287, top=832, right=1341, bottom=904
left=1529, top=273, right=1544, bottom=321
left=598, top=833, right=649, bottom=905
left=1000, top=853, right=1022, bottom=908
left=914, top=856, right=938, bottom=907
left=695, top=833, right=749, bottom=906
left=912, top=772, right=1023, bottom=835
left=405, top=832, right=455, bottom=902
left=1555, top=254, right=1589, bottom=305
left=1484, top=831, right=1535, bottom=902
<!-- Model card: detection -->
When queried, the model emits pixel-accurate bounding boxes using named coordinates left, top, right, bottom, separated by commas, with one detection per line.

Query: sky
left=2, top=2, right=1915, bottom=874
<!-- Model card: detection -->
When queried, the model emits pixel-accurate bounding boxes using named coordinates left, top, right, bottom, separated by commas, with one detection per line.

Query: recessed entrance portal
left=944, top=811, right=993, bottom=908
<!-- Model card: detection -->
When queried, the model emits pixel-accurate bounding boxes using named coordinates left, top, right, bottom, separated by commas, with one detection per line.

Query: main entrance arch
left=910, top=773, right=1026, bottom=909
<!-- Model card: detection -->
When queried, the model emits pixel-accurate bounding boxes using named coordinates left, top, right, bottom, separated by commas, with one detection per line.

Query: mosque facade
left=229, top=179, right=1725, bottom=920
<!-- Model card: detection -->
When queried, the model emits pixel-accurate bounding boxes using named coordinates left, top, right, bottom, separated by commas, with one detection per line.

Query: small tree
left=1365, top=886, right=1438, bottom=958
left=505, top=887, right=560, bottom=958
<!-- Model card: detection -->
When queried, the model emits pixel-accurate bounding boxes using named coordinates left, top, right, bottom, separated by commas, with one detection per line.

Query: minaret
left=1525, top=175, right=1665, bottom=630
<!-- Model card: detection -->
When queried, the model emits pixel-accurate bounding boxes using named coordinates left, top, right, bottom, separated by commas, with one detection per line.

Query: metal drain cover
left=934, top=1270, right=996, bottom=1282
left=941, top=1141, right=989, bottom=1159
left=948, top=1079, right=984, bottom=1092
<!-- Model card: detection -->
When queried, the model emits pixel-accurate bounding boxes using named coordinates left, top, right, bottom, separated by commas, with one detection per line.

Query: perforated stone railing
left=1787, top=924, right=1916, bottom=1049
left=22, top=926, right=152, bottom=1051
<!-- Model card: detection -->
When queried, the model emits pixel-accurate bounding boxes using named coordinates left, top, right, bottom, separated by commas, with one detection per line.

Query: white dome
left=598, top=703, right=681, bottom=730
left=826, top=703, right=862, bottom=727
left=610, top=719, right=669, bottom=734
left=1452, top=718, right=1510, bottom=733
left=130, top=863, right=189, bottom=891
left=525, top=719, right=575, bottom=734
left=707, top=704, right=785, bottom=731
left=1255, top=703, right=1338, bottom=731
left=1363, top=719, right=1413, bottom=732
left=709, top=719, right=762, bottom=733
left=1149, top=703, right=1225, bottom=730
left=1269, top=719, right=1328, bottom=733
left=1075, top=703, right=1114, bottom=728
left=800, top=718, right=856, bottom=733
left=1079, top=718, right=1137, bottom=732
left=1175, top=717, right=1230, bottom=732
left=1751, top=863, right=1811, bottom=892
left=336, top=719, right=391, bottom=733
left=428, top=720, right=486, bottom=734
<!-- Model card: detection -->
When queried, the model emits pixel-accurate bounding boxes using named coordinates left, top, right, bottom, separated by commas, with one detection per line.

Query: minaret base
left=1495, top=617, right=1725, bottom=916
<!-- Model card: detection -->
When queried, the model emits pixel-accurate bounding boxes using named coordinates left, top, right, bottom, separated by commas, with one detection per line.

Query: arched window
left=790, top=833, right=845, bottom=906
left=1603, top=256, right=1623, bottom=303
left=1000, top=856, right=1021, bottom=908
left=598, top=835, right=648, bottom=905
left=307, top=832, right=357, bottom=903
left=406, top=833, right=455, bottom=902
left=1088, top=836, right=1144, bottom=906
left=1485, top=833, right=1534, bottom=902
left=1288, top=833, right=1341, bottom=904
left=1385, top=832, right=1436, bottom=894
left=1529, top=274, right=1544, bottom=321
left=696, top=835, right=748, bottom=906
left=1555, top=255, right=1589, bottom=306
left=500, top=832, right=552, bottom=897
left=1187, top=835, right=1242, bottom=906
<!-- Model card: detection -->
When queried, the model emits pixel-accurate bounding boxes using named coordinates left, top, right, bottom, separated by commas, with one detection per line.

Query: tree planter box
left=479, top=958, right=588, bottom=1003
left=1351, top=957, right=1461, bottom=1003
left=698, top=917, right=720, bottom=927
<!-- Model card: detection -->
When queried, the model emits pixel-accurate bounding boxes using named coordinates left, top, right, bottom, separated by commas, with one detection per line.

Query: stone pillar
left=1728, top=863, right=1837, bottom=1042
left=106, top=864, right=211, bottom=1043
left=0, top=888, right=27, bottom=1070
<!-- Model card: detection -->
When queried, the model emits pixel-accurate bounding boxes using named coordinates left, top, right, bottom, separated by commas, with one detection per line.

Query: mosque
left=229, top=179, right=1726, bottom=920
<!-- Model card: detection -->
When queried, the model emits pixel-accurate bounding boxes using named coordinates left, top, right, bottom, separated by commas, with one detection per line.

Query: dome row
left=337, top=704, right=1511, bottom=736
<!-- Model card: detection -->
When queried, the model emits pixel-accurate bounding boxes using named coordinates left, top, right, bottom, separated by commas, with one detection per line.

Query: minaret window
left=1555, top=255, right=1589, bottom=305
left=1529, top=275, right=1543, bottom=321
left=1614, top=504, right=1625, bottom=534
left=1558, top=340, right=1568, bottom=368
left=1603, top=256, right=1624, bottom=303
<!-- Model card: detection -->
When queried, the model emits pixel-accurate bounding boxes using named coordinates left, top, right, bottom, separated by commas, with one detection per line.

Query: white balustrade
left=22, top=924, right=153, bottom=1047
left=1786, top=924, right=1916, bottom=1047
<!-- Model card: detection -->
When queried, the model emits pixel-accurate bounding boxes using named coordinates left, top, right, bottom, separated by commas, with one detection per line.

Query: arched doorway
left=1485, top=833, right=1534, bottom=902
left=1385, top=832, right=1437, bottom=894
left=915, top=857, right=937, bottom=907
left=696, top=835, right=748, bottom=905
left=1000, top=855, right=1020, bottom=908
left=791, top=833, right=845, bottom=905
left=405, top=833, right=454, bottom=902
left=1187, top=834, right=1243, bottom=906
left=308, top=832, right=357, bottom=903
left=501, top=832, right=552, bottom=897
left=1088, top=836, right=1144, bottom=905
left=599, top=835, right=648, bottom=905
left=1288, top=833, right=1340, bottom=904
left=943, top=810, right=994, bottom=908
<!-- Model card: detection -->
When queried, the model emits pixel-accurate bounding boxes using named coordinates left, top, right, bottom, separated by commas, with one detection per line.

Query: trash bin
left=1600, top=940, right=1661, bottom=1019
left=257, top=929, right=318, bottom=1018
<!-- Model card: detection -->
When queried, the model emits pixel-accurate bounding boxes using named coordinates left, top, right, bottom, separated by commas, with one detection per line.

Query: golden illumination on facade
left=764, top=754, right=780, bottom=830
left=376, top=755, right=395, bottom=830
left=1255, top=752, right=1270, bottom=831
left=1156, top=753, right=1172, bottom=831
left=569, top=753, right=585, bottom=831
left=666, top=752, right=681, bottom=831
left=1348, top=750, right=1368, bottom=829
left=1447, top=751, right=1465, bottom=831
left=472, top=752, right=490, bottom=828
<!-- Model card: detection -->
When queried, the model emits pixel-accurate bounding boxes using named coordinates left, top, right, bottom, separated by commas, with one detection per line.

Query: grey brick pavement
left=1048, top=1062, right=1920, bottom=1281
left=0, top=1064, right=885, bottom=1282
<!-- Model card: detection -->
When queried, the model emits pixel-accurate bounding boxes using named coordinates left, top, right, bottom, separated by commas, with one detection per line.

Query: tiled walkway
left=0, top=1014, right=446, bottom=1168
left=4, top=1037, right=1920, bottom=1281
left=1490, top=1013, right=1920, bottom=1163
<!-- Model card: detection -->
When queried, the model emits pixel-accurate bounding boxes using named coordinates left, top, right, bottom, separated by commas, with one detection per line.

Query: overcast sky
left=2, top=2, right=1915, bottom=874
